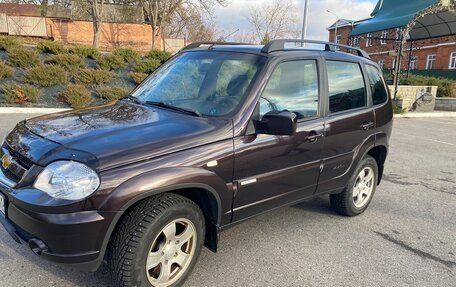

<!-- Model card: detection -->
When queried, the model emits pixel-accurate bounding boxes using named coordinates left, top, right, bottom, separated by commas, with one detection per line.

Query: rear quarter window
left=326, top=61, right=367, bottom=113
left=365, top=65, right=389, bottom=105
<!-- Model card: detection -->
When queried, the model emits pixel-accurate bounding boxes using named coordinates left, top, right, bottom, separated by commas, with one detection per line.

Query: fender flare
left=94, top=167, right=229, bottom=267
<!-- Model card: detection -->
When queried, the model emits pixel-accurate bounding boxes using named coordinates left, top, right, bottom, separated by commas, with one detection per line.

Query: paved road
left=0, top=114, right=455, bottom=287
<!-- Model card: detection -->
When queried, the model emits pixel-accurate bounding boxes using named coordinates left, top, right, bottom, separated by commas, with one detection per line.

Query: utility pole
left=327, top=10, right=339, bottom=44
left=301, top=0, right=309, bottom=46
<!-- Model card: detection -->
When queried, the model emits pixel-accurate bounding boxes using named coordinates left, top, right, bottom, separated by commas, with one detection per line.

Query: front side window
left=410, top=56, right=418, bottom=70
left=449, top=52, right=456, bottom=69
left=378, top=60, right=385, bottom=70
left=335, top=35, right=342, bottom=50
left=426, top=54, right=436, bottom=70
left=326, top=61, right=367, bottom=113
left=366, top=65, right=388, bottom=105
left=259, top=60, right=319, bottom=119
left=131, top=51, right=265, bottom=117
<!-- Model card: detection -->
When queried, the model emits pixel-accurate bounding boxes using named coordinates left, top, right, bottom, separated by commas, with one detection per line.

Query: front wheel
left=330, top=155, right=378, bottom=216
left=108, top=193, right=205, bottom=287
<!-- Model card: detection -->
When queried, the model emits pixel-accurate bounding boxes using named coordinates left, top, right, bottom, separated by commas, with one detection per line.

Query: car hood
left=22, top=101, right=233, bottom=170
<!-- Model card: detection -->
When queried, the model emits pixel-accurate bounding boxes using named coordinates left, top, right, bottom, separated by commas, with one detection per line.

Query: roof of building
left=350, top=0, right=456, bottom=40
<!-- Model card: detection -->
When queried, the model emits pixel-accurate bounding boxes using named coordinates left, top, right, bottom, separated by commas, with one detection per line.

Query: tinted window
left=326, top=61, right=366, bottom=113
left=366, top=65, right=388, bottom=105
left=259, top=60, right=319, bottom=119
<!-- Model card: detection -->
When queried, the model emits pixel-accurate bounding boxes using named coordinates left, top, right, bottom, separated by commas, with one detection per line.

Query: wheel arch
left=97, top=167, right=229, bottom=268
left=366, top=145, right=388, bottom=185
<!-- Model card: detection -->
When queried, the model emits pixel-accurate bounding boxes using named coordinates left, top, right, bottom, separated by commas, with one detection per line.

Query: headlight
left=34, top=161, right=100, bottom=200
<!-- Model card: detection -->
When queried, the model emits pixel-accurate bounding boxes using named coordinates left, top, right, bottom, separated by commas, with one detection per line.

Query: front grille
left=1, top=165, right=20, bottom=182
left=5, top=146, right=33, bottom=169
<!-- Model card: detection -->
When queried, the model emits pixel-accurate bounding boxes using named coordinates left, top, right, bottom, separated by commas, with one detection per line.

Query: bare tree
left=138, top=0, right=226, bottom=49
left=245, top=0, right=298, bottom=44
left=164, top=6, right=220, bottom=42
left=90, top=0, right=104, bottom=48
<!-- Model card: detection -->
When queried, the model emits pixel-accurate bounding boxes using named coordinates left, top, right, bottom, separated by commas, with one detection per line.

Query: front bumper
left=0, top=182, right=118, bottom=271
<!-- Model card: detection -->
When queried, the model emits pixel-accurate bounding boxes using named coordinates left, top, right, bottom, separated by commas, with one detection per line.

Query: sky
left=212, top=0, right=378, bottom=41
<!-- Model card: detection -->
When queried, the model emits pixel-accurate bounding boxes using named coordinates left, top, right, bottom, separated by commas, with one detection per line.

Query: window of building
left=449, top=52, right=456, bottom=69
left=409, top=57, right=418, bottom=70
left=326, top=61, right=367, bottom=113
left=380, top=30, right=388, bottom=45
left=352, top=36, right=359, bottom=47
left=259, top=60, right=319, bottom=119
left=378, top=60, right=385, bottom=70
left=366, top=33, right=373, bottom=47
left=395, top=28, right=402, bottom=42
left=426, top=54, right=436, bottom=70
left=366, top=65, right=389, bottom=105
left=335, top=35, right=342, bottom=50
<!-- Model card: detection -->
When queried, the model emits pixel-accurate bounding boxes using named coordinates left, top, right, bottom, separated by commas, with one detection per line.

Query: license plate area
left=0, top=192, right=6, bottom=216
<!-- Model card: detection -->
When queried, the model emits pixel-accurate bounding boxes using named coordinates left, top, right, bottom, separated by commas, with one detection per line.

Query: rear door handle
left=306, top=133, right=323, bottom=142
left=360, top=121, right=374, bottom=130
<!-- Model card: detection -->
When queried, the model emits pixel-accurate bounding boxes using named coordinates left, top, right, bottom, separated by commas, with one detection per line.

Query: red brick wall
left=328, top=26, right=456, bottom=71
left=47, top=18, right=162, bottom=52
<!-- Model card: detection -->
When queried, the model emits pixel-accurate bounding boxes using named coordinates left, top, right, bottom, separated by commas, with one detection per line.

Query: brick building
left=327, top=0, right=456, bottom=72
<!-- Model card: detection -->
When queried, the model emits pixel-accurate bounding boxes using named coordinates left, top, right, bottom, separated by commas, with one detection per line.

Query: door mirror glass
left=255, top=111, right=297, bottom=136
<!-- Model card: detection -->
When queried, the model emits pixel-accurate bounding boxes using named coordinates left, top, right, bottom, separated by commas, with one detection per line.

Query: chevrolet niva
left=0, top=39, right=392, bottom=287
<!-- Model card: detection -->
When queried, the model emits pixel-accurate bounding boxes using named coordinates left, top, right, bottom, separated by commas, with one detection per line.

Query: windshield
left=131, top=51, right=266, bottom=117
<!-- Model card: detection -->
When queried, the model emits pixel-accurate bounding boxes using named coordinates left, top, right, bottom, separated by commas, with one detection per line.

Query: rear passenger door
left=317, top=60, right=375, bottom=193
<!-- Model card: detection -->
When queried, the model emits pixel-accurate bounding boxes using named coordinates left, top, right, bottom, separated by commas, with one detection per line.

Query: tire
left=330, top=155, right=378, bottom=216
left=107, top=193, right=205, bottom=287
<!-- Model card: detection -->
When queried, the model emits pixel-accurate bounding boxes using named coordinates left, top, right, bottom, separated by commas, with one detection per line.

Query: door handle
left=306, top=133, right=323, bottom=142
left=360, top=121, right=374, bottom=130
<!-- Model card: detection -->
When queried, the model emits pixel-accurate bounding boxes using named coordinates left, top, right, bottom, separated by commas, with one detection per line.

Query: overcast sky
left=212, top=0, right=378, bottom=41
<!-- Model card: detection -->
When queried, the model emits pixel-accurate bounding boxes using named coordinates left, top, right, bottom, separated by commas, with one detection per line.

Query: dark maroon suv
left=0, top=40, right=392, bottom=287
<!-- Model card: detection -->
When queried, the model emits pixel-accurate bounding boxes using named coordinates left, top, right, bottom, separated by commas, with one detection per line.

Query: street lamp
left=326, top=10, right=354, bottom=45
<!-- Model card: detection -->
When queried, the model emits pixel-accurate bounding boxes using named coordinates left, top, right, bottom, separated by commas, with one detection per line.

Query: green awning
left=350, top=0, right=456, bottom=40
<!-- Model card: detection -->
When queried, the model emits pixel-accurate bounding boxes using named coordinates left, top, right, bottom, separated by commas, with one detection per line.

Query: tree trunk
left=93, top=20, right=102, bottom=49
left=151, top=24, right=156, bottom=49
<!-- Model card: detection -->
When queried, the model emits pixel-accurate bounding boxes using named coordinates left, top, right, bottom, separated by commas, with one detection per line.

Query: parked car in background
left=0, top=39, right=393, bottom=287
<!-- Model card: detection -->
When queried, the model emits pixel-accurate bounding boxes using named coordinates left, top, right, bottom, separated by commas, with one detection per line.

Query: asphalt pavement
left=0, top=114, right=455, bottom=287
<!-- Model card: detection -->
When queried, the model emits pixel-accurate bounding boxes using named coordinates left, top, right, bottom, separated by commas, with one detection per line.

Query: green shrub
left=73, top=68, right=113, bottom=85
left=113, top=48, right=140, bottom=63
left=59, top=84, right=92, bottom=108
left=7, top=47, right=40, bottom=68
left=0, top=61, right=14, bottom=79
left=68, top=45, right=101, bottom=59
left=0, top=36, right=20, bottom=51
left=96, top=54, right=126, bottom=70
left=1, top=83, right=40, bottom=104
left=96, top=86, right=129, bottom=101
left=129, top=71, right=148, bottom=84
left=133, top=58, right=160, bottom=73
left=46, top=54, right=85, bottom=72
left=399, top=75, right=456, bottom=98
left=36, top=40, right=67, bottom=54
left=25, top=65, right=68, bottom=87
left=145, top=49, right=172, bottom=63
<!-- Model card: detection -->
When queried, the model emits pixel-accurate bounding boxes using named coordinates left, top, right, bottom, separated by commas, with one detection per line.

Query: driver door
left=232, top=59, right=325, bottom=222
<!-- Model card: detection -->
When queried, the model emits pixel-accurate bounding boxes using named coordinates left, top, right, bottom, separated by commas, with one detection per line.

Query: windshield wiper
left=120, top=95, right=142, bottom=104
left=145, top=101, right=202, bottom=117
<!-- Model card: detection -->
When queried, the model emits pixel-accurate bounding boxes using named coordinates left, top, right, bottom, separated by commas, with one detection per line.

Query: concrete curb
left=394, top=112, right=456, bottom=118
left=0, top=107, right=71, bottom=114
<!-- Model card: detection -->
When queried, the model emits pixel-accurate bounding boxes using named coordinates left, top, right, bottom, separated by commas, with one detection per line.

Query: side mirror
left=255, top=111, right=297, bottom=136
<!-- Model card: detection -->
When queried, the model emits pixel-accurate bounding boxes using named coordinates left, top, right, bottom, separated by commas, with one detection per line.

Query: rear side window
left=366, top=65, right=388, bottom=105
left=326, top=61, right=366, bottom=113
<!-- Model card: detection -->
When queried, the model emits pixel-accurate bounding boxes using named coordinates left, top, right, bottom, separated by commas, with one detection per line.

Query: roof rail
left=261, top=39, right=370, bottom=59
left=181, top=42, right=251, bottom=51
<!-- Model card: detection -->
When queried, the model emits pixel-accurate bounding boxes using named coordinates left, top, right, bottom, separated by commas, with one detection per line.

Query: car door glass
left=326, top=61, right=367, bottom=113
left=259, top=60, right=319, bottom=119
left=365, top=65, right=388, bottom=105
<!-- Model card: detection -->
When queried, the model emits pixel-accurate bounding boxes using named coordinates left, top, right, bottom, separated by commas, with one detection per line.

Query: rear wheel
left=108, top=193, right=205, bottom=287
left=330, top=155, right=378, bottom=216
